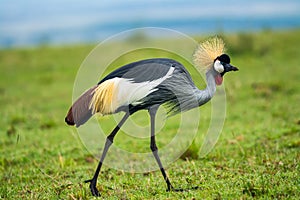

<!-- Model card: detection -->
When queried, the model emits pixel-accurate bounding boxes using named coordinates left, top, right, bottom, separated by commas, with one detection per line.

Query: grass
left=0, top=29, right=299, bottom=199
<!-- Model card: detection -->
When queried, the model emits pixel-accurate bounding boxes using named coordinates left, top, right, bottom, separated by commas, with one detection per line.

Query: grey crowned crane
left=65, top=37, right=238, bottom=197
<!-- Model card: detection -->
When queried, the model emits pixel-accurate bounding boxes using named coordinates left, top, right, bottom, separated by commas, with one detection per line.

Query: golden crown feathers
left=193, top=36, right=226, bottom=70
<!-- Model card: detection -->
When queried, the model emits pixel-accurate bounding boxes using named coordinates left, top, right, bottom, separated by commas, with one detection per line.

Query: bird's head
left=193, top=36, right=238, bottom=85
left=213, top=54, right=239, bottom=85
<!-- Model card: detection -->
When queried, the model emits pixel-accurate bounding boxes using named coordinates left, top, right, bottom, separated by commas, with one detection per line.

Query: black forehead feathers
left=216, top=54, right=230, bottom=64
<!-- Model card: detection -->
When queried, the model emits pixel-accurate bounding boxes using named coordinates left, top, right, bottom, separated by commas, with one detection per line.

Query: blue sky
left=1, top=0, right=300, bottom=47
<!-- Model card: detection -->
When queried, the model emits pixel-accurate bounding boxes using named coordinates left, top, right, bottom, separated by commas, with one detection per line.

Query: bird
left=65, top=36, right=238, bottom=197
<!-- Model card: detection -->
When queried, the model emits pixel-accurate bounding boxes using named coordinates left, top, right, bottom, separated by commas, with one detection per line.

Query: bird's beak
left=226, top=63, right=239, bottom=72
left=220, top=63, right=238, bottom=77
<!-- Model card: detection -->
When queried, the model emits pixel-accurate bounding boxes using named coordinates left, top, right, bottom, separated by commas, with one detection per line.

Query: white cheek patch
left=214, top=60, right=224, bottom=73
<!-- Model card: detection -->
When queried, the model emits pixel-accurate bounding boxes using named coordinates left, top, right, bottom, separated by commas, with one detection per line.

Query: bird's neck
left=195, top=69, right=217, bottom=106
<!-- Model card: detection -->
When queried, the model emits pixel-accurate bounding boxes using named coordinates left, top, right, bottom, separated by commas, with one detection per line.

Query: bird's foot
left=84, top=178, right=101, bottom=197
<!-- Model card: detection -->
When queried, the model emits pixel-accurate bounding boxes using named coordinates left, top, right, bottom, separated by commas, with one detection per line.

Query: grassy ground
left=0, top=29, right=299, bottom=199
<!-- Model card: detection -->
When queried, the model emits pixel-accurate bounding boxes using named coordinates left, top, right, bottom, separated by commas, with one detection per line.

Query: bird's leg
left=149, top=106, right=199, bottom=192
left=148, top=105, right=175, bottom=191
left=85, top=112, right=130, bottom=197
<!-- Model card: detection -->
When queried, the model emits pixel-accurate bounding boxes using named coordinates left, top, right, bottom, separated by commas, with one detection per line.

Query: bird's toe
left=90, top=185, right=100, bottom=197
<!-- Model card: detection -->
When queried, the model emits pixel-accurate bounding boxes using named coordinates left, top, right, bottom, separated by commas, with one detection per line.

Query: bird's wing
left=114, top=66, right=175, bottom=106
left=90, top=59, right=177, bottom=114
left=99, top=58, right=174, bottom=84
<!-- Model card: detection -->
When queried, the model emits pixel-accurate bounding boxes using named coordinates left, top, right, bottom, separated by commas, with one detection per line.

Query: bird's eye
left=214, top=60, right=224, bottom=73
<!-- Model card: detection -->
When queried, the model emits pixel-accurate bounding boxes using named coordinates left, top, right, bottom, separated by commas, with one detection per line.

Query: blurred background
left=1, top=1, right=300, bottom=199
left=1, top=0, right=300, bottom=48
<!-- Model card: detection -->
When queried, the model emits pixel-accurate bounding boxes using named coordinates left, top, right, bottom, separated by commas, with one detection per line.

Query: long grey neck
left=195, top=69, right=217, bottom=106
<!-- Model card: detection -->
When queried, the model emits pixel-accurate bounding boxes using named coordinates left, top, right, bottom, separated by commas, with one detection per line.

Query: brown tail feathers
left=65, top=86, right=97, bottom=127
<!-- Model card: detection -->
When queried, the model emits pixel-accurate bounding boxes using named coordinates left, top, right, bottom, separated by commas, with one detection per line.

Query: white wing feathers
left=115, top=66, right=175, bottom=107
left=90, top=66, right=175, bottom=115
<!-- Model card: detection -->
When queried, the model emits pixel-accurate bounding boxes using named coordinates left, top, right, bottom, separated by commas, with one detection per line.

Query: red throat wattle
left=215, top=74, right=223, bottom=85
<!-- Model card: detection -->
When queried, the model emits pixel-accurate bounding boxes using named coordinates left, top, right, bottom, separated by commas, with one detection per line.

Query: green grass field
left=1, top=30, right=299, bottom=199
